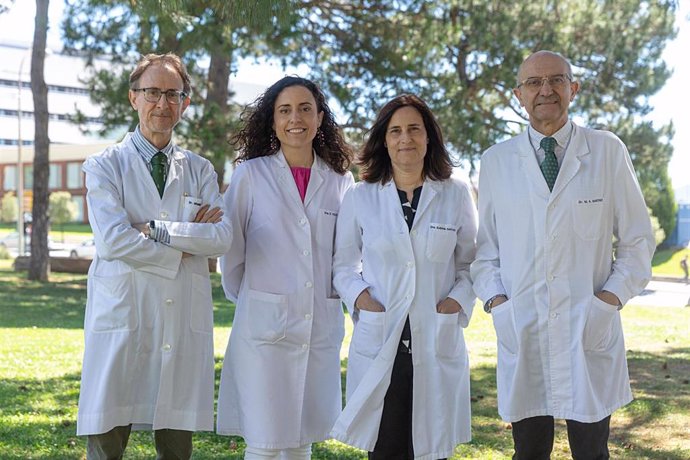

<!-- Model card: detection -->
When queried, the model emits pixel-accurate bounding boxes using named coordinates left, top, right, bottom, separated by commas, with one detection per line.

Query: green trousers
left=86, top=425, right=193, bottom=460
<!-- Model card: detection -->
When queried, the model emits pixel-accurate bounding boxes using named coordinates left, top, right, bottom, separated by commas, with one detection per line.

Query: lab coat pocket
left=89, top=273, right=137, bottom=332
left=190, top=273, right=213, bottom=334
left=435, top=311, right=463, bottom=360
left=583, top=296, right=618, bottom=351
left=353, top=310, right=385, bottom=359
left=247, top=289, right=288, bottom=344
left=426, top=223, right=457, bottom=263
left=572, top=199, right=605, bottom=240
left=182, top=195, right=203, bottom=221
left=491, top=299, right=518, bottom=355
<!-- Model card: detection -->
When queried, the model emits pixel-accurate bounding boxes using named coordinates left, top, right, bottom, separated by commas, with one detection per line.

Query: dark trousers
left=369, top=350, right=414, bottom=460
left=366, top=350, right=449, bottom=460
left=86, top=425, right=193, bottom=460
left=511, top=415, right=611, bottom=460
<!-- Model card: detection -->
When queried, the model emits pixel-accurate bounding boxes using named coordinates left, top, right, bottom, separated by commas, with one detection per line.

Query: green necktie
left=540, top=137, right=559, bottom=192
left=151, top=151, right=167, bottom=198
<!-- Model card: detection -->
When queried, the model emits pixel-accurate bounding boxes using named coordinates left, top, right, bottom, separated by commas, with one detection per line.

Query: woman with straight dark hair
left=217, top=76, right=354, bottom=460
left=331, top=94, right=477, bottom=459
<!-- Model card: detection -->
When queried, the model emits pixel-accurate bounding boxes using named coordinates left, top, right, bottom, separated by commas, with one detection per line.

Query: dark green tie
left=151, top=151, right=167, bottom=197
left=540, top=137, right=558, bottom=192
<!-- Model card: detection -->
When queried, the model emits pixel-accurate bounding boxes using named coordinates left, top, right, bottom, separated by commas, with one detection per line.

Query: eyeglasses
left=517, top=74, right=572, bottom=90
left=132, top=87, right=188, bottom=104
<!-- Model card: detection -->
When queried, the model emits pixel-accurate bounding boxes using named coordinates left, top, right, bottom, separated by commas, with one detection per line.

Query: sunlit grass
left=1, top=266, right=688, bottom=459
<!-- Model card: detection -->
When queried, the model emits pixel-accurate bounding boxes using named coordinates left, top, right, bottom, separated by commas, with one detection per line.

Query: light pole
left=16, top=51, right=28, bottom=256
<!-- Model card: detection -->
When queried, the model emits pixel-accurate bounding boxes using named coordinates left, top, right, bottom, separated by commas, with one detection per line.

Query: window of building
left=23, top=165, right=33, bottom=190
left=71, top=195, right=84, bottom=222
left=49, top=164, right=62, bottom=189
left=67, top=162, right=83, bottom=189
left=3, top=165, right=16, bottom=191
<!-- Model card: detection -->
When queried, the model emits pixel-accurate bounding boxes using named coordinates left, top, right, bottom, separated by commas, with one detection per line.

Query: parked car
left=0, top=232, right=67, bottom=254
left=0, top=232, right=23, bottom=250
left=69, top=238, right=96, bottom=259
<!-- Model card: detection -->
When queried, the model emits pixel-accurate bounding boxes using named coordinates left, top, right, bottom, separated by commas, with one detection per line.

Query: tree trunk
left=28, top=0, right=50, bottom=281
left=203, top=51, right=231, bottom=188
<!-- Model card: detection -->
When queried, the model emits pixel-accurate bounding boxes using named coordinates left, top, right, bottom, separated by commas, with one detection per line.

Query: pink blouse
left=290, top=166, right=312, bottom=203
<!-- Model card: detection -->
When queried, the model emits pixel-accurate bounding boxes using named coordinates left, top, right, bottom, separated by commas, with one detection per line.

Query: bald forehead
left=518, top=51, right=572, bottom=81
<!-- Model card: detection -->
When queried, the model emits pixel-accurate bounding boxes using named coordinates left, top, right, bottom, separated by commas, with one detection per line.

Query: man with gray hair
left=77, top=53, right=232, bottom=459
left=471, top=50, right=654, bottom=459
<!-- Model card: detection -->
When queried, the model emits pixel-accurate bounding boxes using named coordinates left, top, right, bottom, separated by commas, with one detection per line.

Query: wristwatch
left=148, top=220, right=156, bottom=240
left=484, top=294, right=507, bottom=313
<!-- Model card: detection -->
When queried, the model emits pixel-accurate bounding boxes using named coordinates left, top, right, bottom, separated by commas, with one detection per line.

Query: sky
left=1, top=1, right=688, bottom=191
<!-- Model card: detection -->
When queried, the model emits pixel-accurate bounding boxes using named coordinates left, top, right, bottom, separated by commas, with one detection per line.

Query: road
left=629, top=279, right=690, bottom=308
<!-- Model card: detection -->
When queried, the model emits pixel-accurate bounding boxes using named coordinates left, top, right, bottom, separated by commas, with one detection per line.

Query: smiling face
left=272, top=85, right=324, bottom=158
left=128, top=62, right=190, bottom=148
left=513, top=51, right=580, bottom=136
left=385, top=105, right=428, bottom=176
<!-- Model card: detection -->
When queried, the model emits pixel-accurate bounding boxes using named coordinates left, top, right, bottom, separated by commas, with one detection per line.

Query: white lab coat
left=470, top=123, right=655, bottom=423
left=77, top=134, right=232, bottom=436
left=331, top=178, right=477, bottom=460
left=217, top=152, right=354, bottom=448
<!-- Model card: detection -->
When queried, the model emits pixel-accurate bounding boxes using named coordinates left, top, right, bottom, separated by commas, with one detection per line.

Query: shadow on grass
left=0, top=270, right=235, bottom=329
left=0, top=271, right=87, bottom=328
left=652, top=247, right=679, bottom=266
left=610, top=346, right=690, bottom=459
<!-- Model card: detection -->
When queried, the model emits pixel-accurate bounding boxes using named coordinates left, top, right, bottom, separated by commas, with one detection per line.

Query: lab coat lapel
left=124, top=136, right=163, bottom=202
left=163, top=148, right=185, bottom=202
left=381, top=181, right=408, bottom=233
left=303, top=155, right=326, bottom=209
left=516, top=131, right=551, bottom=200
left=550, top=125, right=588, bottom=199
left=411, top=179, right=438, bottom=230
left=272, top=151, right=306, bottom=211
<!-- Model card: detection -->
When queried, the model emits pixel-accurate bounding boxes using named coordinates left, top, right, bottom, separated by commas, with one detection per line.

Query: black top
left=397, top=186, right=423, bottom=350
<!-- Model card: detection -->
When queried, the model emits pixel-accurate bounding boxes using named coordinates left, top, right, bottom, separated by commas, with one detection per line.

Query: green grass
left=0, top=263, right=689, bottom=459
left=0, top=222, right=93, bottom=244
left=652, top=247, right=690, bottom=276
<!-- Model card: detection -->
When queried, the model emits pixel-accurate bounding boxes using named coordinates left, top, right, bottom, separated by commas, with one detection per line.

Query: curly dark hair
left=359, top=94, right=453, bottom=184
left=231, top=76, right=352, bottom=174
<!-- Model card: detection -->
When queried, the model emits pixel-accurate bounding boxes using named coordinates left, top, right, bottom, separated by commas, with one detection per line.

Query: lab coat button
left=305, top=281, right=313, bottom=288
left=548, top=275, right=555, bottom=281
left=165, top=298, right=174, bottom=306
left=551, top=312, right=559, bottom=319
left=302, top=344, right=308, bottom=351
left=162, top=344, right=171, bottom=352
left=406, top=261, right=414, bottom=268
left=302, top=249, right=310, bottom=256
left=411, top=230, right=418, bottom=236
left=299, top=218, right=307, bottom=226
left=305, top=313, right=312, bottom=320
left=160, top=211, right=168, bottom=219
left=405, top=295, right=411, bottom=300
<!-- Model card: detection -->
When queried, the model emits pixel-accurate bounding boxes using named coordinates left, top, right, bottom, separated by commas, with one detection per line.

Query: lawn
left=652, top=246, right=690, bottom=277
left=0, top=261, right=689, bottom=459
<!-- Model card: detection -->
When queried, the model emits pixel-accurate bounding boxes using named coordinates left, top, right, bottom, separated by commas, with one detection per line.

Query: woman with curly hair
left=217, top=76, right=354, bottom=460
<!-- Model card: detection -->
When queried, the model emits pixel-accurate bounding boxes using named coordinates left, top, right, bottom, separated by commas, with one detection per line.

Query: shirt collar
left=528, top=121, right=573, bottom=151
left=131, top=125, right=174, bottom=164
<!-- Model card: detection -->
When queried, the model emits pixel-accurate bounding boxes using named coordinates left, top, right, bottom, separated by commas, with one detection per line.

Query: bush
left=0, top=245, right=10, bottom=260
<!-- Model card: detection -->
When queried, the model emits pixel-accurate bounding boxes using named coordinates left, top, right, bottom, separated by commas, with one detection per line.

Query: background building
left=667, top=185, right=690, bottom=247
left=0, top=39, right=265, bottom=223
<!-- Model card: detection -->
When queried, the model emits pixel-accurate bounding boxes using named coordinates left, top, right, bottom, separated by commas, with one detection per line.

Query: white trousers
left=244, top=444, right=312, bottom=460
